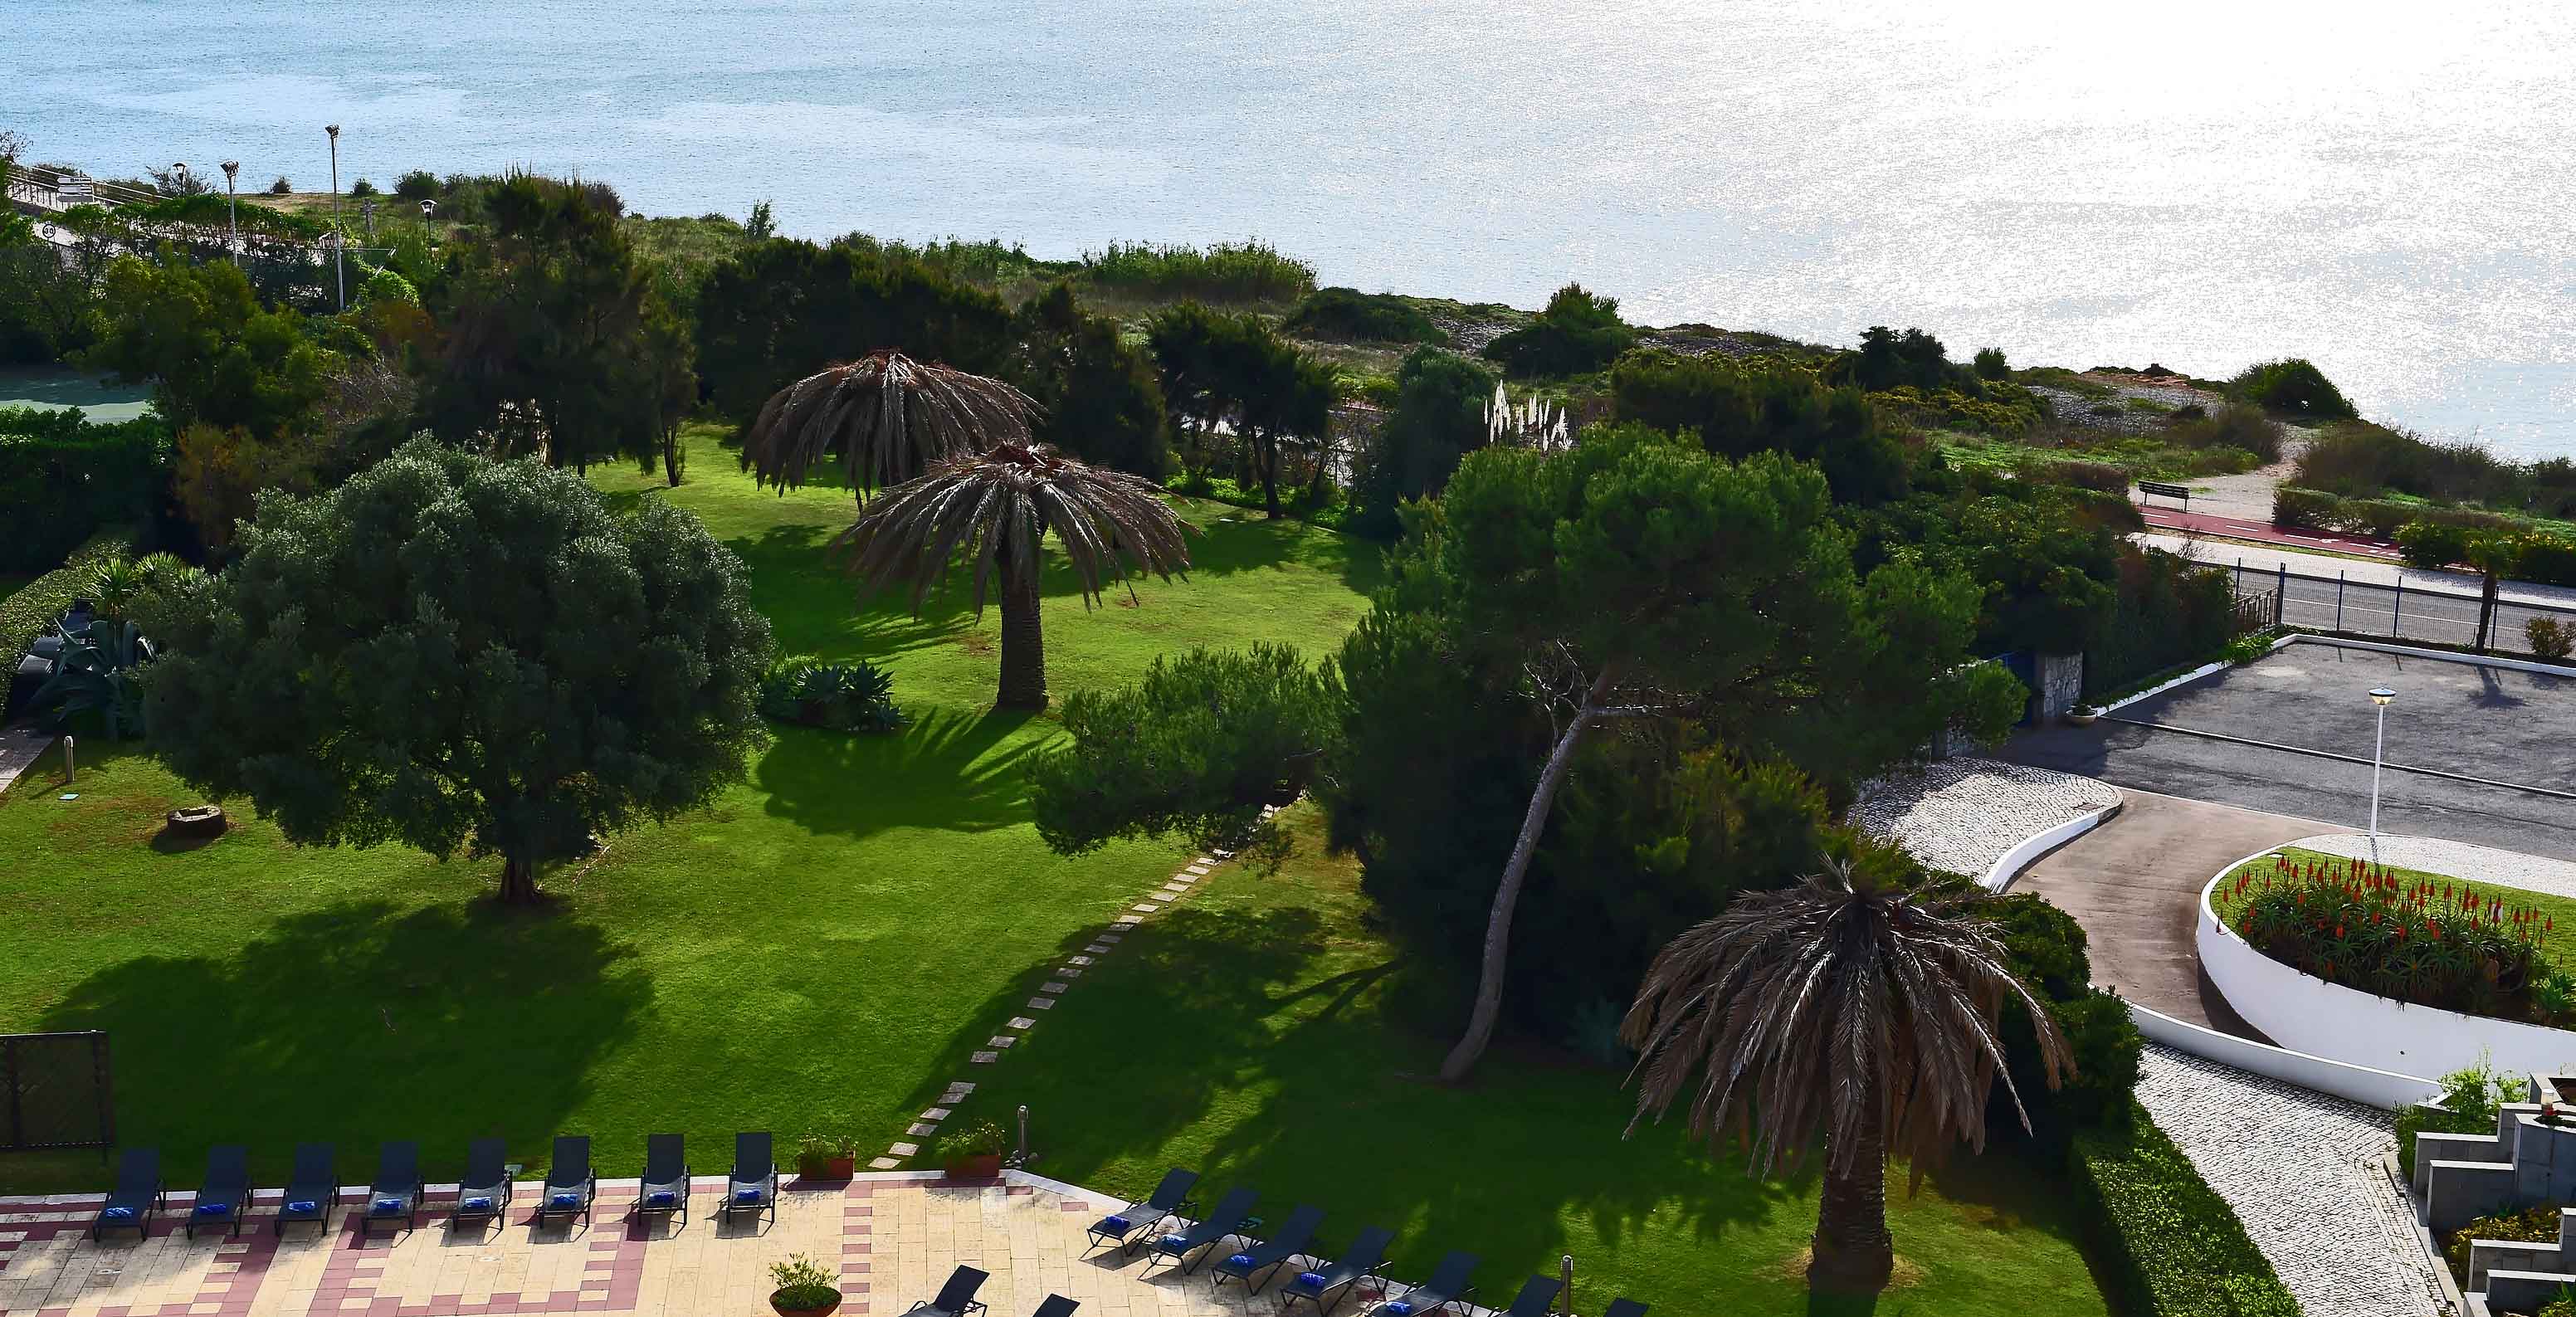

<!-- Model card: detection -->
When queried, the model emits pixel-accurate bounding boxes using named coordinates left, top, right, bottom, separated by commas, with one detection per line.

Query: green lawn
left=0, top=445, right=1378, bottom=1192
left=944, top=807, right=2112, bottom=1317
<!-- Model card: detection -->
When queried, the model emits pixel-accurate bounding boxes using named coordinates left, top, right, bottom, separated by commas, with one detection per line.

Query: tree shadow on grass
left=918, top=903, right=1781, bottom=1300
left=754, top=707, right=1044, bottom=839
left=30, top=900, right=650, bottom=1190
left=1173, top=505, right=1384, bottom=592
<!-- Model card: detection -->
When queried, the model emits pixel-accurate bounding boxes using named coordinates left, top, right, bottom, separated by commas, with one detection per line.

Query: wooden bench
left=2136, top=480, right=2191, bottom=510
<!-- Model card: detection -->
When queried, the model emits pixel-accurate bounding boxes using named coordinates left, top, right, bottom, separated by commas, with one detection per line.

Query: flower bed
left=2210, top=848, right=2576, bottom=1027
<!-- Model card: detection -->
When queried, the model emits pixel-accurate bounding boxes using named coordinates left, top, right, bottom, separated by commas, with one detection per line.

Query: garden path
left=0, top=722, right=56, bottom=797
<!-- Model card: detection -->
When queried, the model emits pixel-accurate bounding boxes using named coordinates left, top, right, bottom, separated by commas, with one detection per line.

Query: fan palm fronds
left=1620, top=856, right=2069, bottom=1289
left=740, top=352, right=1042, bottom=499
left=834, top=442, right=1190, bottom=707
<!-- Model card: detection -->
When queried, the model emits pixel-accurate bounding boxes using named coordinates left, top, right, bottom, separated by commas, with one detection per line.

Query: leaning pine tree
left=839, top=441, right=1190, bottom=710
left=1620, top=856, right=2072, bottom=1291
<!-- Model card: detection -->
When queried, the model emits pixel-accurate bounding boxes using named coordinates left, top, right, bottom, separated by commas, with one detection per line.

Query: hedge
left=0, top=407, right=172, bottom=574
left=2070, top=1104, right=2301, bottom=1316
left=2273, top=485, right=2520, bottom=541
left=0, top=529, right=134, bottom=705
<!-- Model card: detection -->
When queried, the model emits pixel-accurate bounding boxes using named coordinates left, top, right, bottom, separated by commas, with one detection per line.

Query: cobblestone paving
left=2136, top=1043, right=2448, bottom=1317
left=1852, top=757, right=2120, bottom=882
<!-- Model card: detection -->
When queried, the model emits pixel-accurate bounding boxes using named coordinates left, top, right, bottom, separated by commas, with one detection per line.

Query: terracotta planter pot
left=944, top=1153, right=1003, bottom=1178
left=771, top=1291, right=842, bottom=1317
left=826, top=1155, right=857, bottom=1179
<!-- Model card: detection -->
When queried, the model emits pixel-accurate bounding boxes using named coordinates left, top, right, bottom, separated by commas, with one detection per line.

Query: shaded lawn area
left=2212, top=845, right=2576, bottom=973
left=941, top=808, right=2113, bottom=1317
left=0, top=451, right=1380, bottom=1193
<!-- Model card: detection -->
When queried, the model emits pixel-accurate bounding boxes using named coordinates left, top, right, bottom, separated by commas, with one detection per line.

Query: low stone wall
left=2129, top=1002, right=2437, bottom=1110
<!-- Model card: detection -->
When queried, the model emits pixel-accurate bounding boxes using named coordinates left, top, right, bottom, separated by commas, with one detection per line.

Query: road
left=2210, top=558, right=2576, bottom=651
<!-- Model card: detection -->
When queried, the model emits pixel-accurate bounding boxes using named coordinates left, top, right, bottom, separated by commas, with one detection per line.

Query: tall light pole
left=2368, top=686, right=2397, bottom=846
left=324, top=124, right=344, bottom=310
left=219, top=160, right=240, bottom=264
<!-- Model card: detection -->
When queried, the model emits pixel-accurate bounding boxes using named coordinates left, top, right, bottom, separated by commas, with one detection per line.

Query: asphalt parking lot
left=2006, top=643, right=2576, bottom=859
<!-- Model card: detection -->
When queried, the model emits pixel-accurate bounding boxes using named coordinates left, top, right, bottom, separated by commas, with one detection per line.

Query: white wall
left=2127, top=1002, right=2438, bottom=1109
left=1984, top=803, right=2120, bottom=892
left=2198, top=869, right=2576, bottom=1080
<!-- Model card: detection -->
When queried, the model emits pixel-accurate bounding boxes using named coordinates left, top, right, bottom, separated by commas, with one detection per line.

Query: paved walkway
left=0, top=723, right=56, bottom=797
left=1852, top=757, right=2118, bottom=884
left=2139, top=507, right=2403, bottom=561
left=0, top=1173, right=1337, bottom=1317
left=2007, top=788, right=2325, bottom=1038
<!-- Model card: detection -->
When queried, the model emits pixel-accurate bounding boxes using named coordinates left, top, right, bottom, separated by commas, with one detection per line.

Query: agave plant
left=30, top=617, right=152, bottom=739
left=740, top=351, right=1042, bottom=503
left=836, top=442, right=1189, bottom=710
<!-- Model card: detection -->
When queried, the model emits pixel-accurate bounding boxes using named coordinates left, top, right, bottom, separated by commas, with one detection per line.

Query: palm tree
left=1619, top=856, right=2071, bottom=1291
left=837, top=442, right=1190, bottom=709
left=740, top=352, right=1041, bottom=502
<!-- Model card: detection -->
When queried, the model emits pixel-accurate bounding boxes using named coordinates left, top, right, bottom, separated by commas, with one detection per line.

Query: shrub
left=2396, top=520, right=2472, bottom=569
left=2166, top=405, right=2283, bottom=465
left=2170, top=402, right=2208, bottom=422
left=358, top=267, right=418, bottom=307
left=393, top=170, right=438, bottom=201
left=2518, top=537, right=2576, bottom=588
left=2271, top=486, right=2342, bottom=530
left=2231, top=357, right=2357, bottom=420
left=757, top=659, right=902, bottom=733
left=2530, top=617, right=2575, bottom=663
left=2071, top=1105, right=2300, bottom=1317
left=348, top=177, right=378, bottom=198
left=2398, top=1060, right=2525, bottom=1170
left=1285, top=287, right=1446, bottom=344
left=768, top=1254, right=840, bottom=1312
left=2024, top=459, right=2128, bottom=494
left=1988, top=894, right=2143, bottom=1145
left=2448, top=1206, right=2561, bottom=1288
left=1481, top=283, right=1637, bottom=378
left=1875, top=383, right=2043, bottom=436
left=266, top=175, right=291, bottom=195
left=2217, top=853, right=2564, bottom=1022
left=2294, top=420, right=2509, bottom=505
left=1081, top=239, right=1315, bottom=303
left=934, top=1119, right=1007, bottom=1161
left=1973, top=346, right=2009, bottom=379
left=0, top=407, right=173, bottom=573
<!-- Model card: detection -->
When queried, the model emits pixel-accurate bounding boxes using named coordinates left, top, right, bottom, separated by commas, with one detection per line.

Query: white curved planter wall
left=2198, top=866, right=2576, bottom=1080
left=1983, top=802, right=2121, bottom=893
left=2127, top=1001, right=2437, bottom=1109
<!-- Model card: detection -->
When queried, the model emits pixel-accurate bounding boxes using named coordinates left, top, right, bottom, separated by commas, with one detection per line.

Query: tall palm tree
left=837, top=442, right=1190, bottom=709
left=740, top=351, right=1041, bottom=502
left=1619, top=856, right=2071, bottom=1291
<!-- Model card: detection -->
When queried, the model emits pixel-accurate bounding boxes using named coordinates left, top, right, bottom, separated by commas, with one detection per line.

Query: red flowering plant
left=2213, top=851, right=2574, bottom=1023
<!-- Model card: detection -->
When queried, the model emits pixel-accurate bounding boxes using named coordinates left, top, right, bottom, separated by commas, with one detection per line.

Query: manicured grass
left=943, top=807, right=2113, bottom=1317
left=2213, top=846, right=2576, bottom=974
left=0, top=444, right=1378, bottom=1193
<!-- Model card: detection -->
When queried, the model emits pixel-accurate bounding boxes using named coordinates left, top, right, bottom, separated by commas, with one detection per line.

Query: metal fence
left=2226, top=559, right=2576, bottom=658
left=0, top=1031, right=114, bottom=1152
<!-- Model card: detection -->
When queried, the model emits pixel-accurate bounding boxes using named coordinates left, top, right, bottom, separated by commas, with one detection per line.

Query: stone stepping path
left=0, top=721, right=58, bottom=797
left=872, top=803, right=1282, bottom=1168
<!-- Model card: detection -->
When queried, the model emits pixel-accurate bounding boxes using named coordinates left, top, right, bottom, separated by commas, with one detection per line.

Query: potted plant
left=2065, top=703, right=2100, bottom=726
left=769, top=1253, right=842, bottom=1316
left=795, top=1132, right=857, bottom=1180
left=937, top=1119, right=1007, bottom=1178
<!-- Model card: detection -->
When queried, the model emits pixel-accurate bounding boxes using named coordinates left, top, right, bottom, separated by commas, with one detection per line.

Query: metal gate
left=0, top=1031, right=114, bottom=1151
left=1994, top=651, right=2039, bottom=724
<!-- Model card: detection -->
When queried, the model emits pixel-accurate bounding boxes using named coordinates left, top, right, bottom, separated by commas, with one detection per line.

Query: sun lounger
left=534, top=1135, right=598, bottom=1227
left=1600, top=1300, right=1649, bottom=1317
left=90, top=1147, right=163, bottom=1241
left=1278, top=1225, right=1394, bottom=1316
left=361, top=1140, right=422, bottom=1234
left=905, top=1264, right=990, bottom=1317
left=1142, top=1185, right=1260, bottom=1276
left=635, top=1133, right=690, bottom=1224
left=273, top=1143, right=336, bottom=1237
left=1028, top=1297, right=1078, bottom=1317
left=1380, top=1250, right=1478, bottom=1317
left=186, top=1145, right=250, bottom=1239
left=1210, top=1202, right=1325, bottom=1291
left=450, top=1138, right=514, bottom=1229
left=1082, top=1167, right=1198, bottom=1254
left=1493, top=1276, right=1563, bottom=1317
left=720, top=1131, right=778, bottom=1225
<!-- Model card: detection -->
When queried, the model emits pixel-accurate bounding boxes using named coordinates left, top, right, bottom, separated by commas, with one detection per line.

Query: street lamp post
left=324, top=124, right=344, bottom=310
left=219, top=160, right=240, bottom=264
left=2368, top=686, right=2397, bottom=845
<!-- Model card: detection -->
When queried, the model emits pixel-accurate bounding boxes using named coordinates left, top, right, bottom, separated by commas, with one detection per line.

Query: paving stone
left=1085, top=944, right=1112, bottom=954
left=1041, top=982, right=1068, bottom=994
left=1130, top=902, right=1163, bottom=913
left=986, top=1035, right=1015, bottom=1049
left=970, top=1050, right=1000, bottom=1064
left=906, top=1124, right=939, bottom=1138
left=1114, top=915, right=1142, bottom=925
left=1007, top=1016, right=1037, bottom=1029
left=1059, top=967, right=1082, bottom=978
left=888, top=1143, right=920, bottom=1158
left=945, top=1081, right=977, bottom=1096
left=1099, top=931, right=1125, bottom=941
left=1067, top=955, right=1094, bottom=967
left=1026, top=997, right=1056, bottom=1010
left=1160, top=884, right=1191, bottom=895
left=920, top=1107, right=952, bottom=1121
left=1852, top=756, right=2120, bottom=881
left=868, top=1156, right=905, bottom=1170
left=1183, top=865, right=1211, bottom=876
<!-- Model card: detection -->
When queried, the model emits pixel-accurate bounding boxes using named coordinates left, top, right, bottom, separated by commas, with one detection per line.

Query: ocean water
left=8, top=1, right=2574, bottom=456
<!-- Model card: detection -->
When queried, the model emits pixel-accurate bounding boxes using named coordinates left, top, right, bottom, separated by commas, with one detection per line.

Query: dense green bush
left=2166, top=405, right=2285, bottom=465
left=0, top=407, right=172, bottom=573
left=2231, top=356, right=2357, bottom=421
left=2530, top=618, right=2575, bottom=663
left=2397, top=520, right=2472, bottom=569
left=2083, top=549, right=2234, bottom=697
left=1480, top=283, right=1636, bottom=378
left=2397, top=1060, right=2525, bottom=1171
left=757, top=659, right=903, bottom=733
left=1349, top=345, right=1497, bottom=538
left=1284, top=287, right=1446, bottom=344
left=2071, top=1105, right=2300, bottom=1317
left=2024, top=458, right=2128, bottom=493
left=1873, top=383, right=2044, bottom=436
left=393, top=170, right=439, bottom=201
left=1610, top=349, right=1909, bottom=505
left=1080, top=239, right=1315, bottom=303
left=2448, top=1206, right=2560, bottom=1289
left=2271, top=485, right=2342, bottom=530
left=1973, top=346, right=2009, bottom=379
left=2516, top=536, right=2576, bottom=588
left=1987, top=893, right=2144, bottom=1146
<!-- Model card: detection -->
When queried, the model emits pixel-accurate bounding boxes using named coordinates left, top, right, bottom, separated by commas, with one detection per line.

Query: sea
left=7, top=0, right=2574, bottom=457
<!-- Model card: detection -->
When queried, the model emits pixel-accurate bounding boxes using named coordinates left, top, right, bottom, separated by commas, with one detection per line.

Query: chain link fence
left=2224, top=560, right=2576, bottom=659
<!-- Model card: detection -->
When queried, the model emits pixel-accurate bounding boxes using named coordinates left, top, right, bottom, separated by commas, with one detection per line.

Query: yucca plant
left=1620, top=856, right=2069, bottom=1291
left=739, top=351, right=1042, bottom=504
left=836, top=442, right=1189, bottom=710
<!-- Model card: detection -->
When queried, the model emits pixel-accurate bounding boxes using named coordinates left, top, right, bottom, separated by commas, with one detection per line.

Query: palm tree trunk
left=1437, top=664, right=1617, bottom=1084
left=1260, top=432, right=1283, bottom=519
left=498, top=853, right=543, bottom=905
left=1809, top=1105, right=1895, bottom=1290
left=996, top=553, right=1048, bottom=710
left=2478, top=567, right=2500, bottom=652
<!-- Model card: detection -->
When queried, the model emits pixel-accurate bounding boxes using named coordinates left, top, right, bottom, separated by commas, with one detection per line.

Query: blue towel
left=285, top=1199, right=319, bottom=1216
left=646, top=1190, right=676, bottom=1207
left=461, top=1196, right=495, bottom=1212
left=1386, top=1304, right=1415, bottom=1317
left=1100, top=1213, right=1131, bottom=1233
left=1227, top=1253, right=1256, bottom=1269
left=193, top=1201, right=232, bottom=1217
left=549, top=1191, right=583, bottom=1210
left=373, top=1197, right=407, bottom=1215
left=734, top=1187, right=765, bottom=1205
left=1159, top=1232, right=1188, bottom=1253
left=100, top=1205, right=137, bottom=1222
left=1294, top=1271, right=1328, bottom=1290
